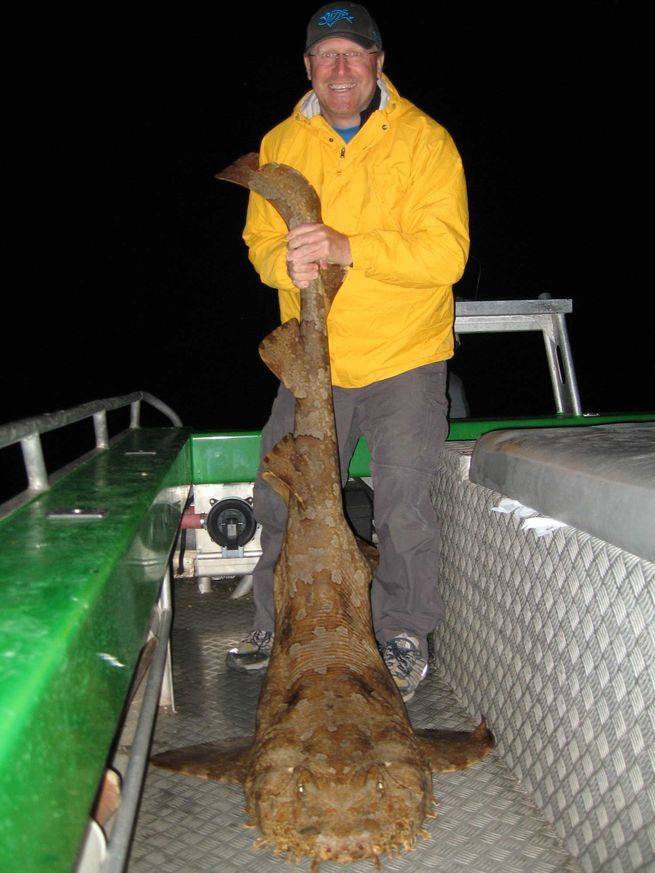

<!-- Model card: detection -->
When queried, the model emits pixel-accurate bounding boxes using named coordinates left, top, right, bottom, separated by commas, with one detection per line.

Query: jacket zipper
left=337, top=146, right=346, bottom=175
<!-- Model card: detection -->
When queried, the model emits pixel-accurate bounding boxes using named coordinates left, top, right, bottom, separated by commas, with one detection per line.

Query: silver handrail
left=453, top=298, right=582, bottom=415
left=0, top=391, right=182, bottom=519
left=0, top=391, right=181, bottom=449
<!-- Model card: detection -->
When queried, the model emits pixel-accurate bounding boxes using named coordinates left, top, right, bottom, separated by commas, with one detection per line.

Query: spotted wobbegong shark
left=151, top=154, right=494, bottom=869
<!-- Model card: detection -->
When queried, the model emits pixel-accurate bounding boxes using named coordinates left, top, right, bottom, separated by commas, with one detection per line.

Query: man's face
left=304, top=37, right=384, bottom=129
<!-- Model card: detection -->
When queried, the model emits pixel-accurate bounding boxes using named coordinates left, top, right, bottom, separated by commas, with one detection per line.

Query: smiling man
left=228, top=3, right=469, bottom=703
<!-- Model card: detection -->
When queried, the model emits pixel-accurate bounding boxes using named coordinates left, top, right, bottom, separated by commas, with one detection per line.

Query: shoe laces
left=383, top=636, right=421, bottom=677
left=246, top=630, right=273, bottom=647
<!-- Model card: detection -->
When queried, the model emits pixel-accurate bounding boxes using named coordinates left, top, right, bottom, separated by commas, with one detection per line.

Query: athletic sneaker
left=382, top=634, right=428, bottom=702
left=226, top=630, right=274, bottom=672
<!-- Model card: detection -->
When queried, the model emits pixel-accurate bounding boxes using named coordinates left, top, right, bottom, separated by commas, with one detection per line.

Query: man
left=227, top=2, right=469, bottom=702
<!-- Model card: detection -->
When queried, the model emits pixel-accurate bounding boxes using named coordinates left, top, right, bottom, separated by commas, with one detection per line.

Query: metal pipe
left=141, top=393, right=183, bottom=428
left=20, top=434, right=48, bottom=492
left=100, top=569, right=173, bottom=873
left=555, top=313, right=582, bottom=415
left=130, top=401, right=141, bottom=430
left=0, top=391, right=182, bottom=450
left=180, top=508, right=205, bottom=529
left=93, top=411, right=109, bottom=450
left=455, top=298, right=572, bottom=317
left=542, top=332, right=566, bottom=414
left=159, top=567, right=175, bottom=711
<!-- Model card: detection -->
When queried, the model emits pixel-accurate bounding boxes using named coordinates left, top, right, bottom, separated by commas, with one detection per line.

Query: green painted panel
left=192, top=432, right=261, bottom=484
left=191, top=413, right=655, bottom=483
left=0, top=428, right=191, bottom=873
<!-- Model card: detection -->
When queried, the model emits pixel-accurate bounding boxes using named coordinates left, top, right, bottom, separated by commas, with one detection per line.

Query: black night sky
left=4, top=2, right=651, bottom=496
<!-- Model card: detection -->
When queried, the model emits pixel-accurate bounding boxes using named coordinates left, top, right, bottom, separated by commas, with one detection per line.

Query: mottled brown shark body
left=152, top=154, right=494, bottom=868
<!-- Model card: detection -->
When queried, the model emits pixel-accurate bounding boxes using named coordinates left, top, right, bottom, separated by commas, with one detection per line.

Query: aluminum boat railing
left=0, top=391, right=182, bottom=520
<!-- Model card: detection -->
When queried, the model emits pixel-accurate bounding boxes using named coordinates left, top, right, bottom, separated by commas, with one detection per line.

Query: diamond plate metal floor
left=129, top=580, right=582, bottom=873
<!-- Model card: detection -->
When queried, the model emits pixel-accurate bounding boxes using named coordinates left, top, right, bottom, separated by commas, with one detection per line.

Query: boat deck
left=129, top=579, right=581, bottom=873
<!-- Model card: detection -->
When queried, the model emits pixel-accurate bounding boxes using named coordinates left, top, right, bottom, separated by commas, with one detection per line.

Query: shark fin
left=262, top=471, right=293, bottom=505
left=150, top=737, right=253, bottom=784
left=320, top=264, right=347, bottom=312
left=259, top=319, right=310, bottom=398
left=414, top=718, right=495, bottom=773
left=262, top=434, right=320, bottom=507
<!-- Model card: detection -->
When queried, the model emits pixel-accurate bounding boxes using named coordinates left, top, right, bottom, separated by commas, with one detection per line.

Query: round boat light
left=205, top=497, right=257, bottom=549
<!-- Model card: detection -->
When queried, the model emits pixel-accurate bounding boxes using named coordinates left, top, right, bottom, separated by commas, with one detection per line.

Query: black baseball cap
left=305, top=3, right=383, bottom=52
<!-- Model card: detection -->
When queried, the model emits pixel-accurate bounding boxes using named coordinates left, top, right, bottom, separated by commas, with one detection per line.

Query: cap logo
left=318, top=9, right=355, bottom=28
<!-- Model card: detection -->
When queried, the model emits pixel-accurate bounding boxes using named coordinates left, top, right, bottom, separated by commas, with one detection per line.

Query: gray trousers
left=251, top=361, right=449, bottom=659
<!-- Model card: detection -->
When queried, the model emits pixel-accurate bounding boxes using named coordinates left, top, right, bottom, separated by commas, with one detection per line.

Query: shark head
left=245, top=679, right=433, bottom=864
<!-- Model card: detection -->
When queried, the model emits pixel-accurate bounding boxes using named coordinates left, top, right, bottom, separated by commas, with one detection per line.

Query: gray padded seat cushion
left=469, top=422, right=655, bottom=562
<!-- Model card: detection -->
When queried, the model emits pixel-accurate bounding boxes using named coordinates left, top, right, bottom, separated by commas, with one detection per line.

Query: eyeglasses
left=307, top=49, right=379, bottom=66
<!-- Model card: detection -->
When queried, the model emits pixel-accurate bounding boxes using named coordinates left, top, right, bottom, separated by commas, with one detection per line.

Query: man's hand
left=286, top=223, right=352, bottom=289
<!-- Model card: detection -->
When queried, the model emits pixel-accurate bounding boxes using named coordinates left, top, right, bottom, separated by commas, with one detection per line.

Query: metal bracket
left=221, top=546, right=245, bottom=558
left=454, top=298, right=582, bottom=415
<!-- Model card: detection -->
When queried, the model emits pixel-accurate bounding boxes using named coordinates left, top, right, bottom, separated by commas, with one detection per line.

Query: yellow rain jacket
left=243, top=75, right=469, bottom=389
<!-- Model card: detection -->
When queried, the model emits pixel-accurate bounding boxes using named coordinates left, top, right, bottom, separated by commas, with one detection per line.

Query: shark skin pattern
left=151, top=154, right=495, bottom=869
